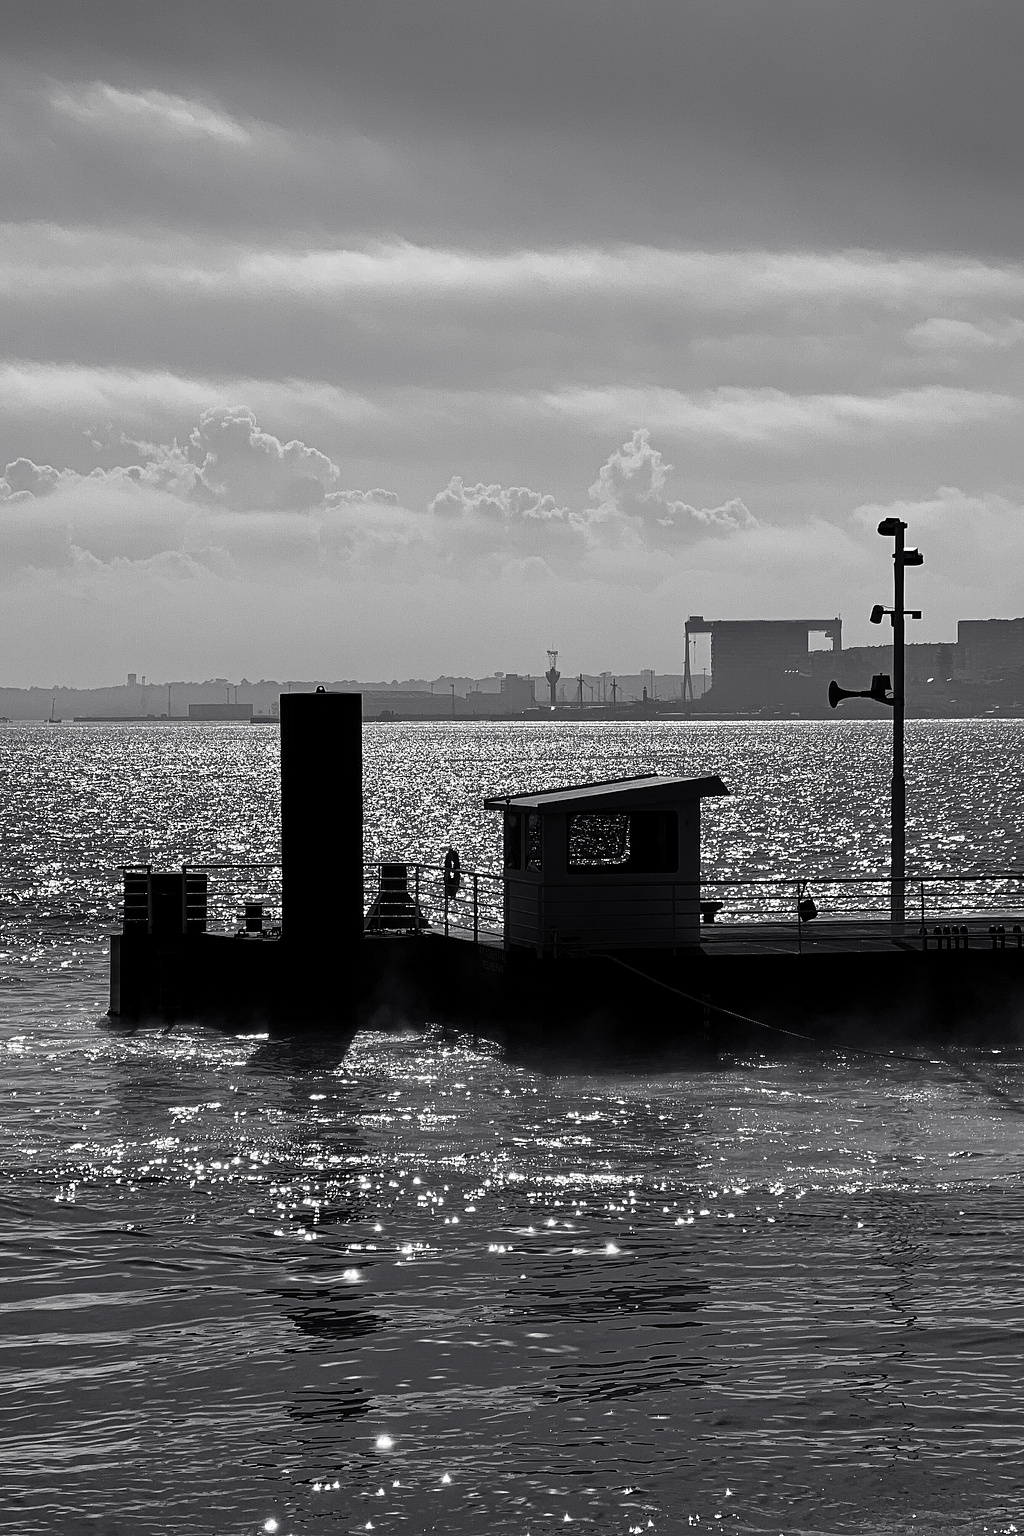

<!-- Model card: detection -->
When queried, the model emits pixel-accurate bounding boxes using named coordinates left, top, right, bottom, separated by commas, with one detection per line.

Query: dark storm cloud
left=3, top=0, right=1024, bottom=251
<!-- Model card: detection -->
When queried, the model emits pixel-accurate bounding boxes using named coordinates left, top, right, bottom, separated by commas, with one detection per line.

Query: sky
left=2, top=0, right=1024, bottom=685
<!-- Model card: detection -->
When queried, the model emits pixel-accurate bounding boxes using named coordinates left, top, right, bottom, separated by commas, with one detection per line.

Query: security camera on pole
left=828, top=518, right=924, bottom=927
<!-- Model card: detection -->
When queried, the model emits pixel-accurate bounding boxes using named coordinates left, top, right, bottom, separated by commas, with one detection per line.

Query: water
left=2, top=719, right=1024, bottom=1535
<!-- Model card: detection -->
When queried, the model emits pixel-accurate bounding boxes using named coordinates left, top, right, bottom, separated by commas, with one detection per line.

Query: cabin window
left=566, top=809, right=679, bottom=872
left=525, top=813, right=542, bottom=870
left=503, top=812, right=522, bottom=870
left=627, top=811, right=678, bottom=873
left=568, top=812, right=630, bottom=867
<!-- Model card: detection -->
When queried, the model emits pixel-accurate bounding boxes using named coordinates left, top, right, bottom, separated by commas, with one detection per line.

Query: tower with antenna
left=545, top=650, right=560, bottom=707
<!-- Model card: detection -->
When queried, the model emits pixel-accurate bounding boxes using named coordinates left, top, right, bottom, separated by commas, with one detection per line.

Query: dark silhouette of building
left=500, top=672, right=536, bottom=711
left=957, top=619, right=1024, bottom=681
left=685, top=616, right=842, bottom=710
left=465, top=673, right=537, bottom=716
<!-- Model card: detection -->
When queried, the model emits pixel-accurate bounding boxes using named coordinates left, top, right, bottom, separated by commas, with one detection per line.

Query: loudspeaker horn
left=829, top=674, right=893, bottom=710
left=828, top=680, right=857, bottom=709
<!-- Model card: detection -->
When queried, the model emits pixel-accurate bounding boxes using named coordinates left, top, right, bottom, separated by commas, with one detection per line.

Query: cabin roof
left=483, top=772, right=730, bottom=813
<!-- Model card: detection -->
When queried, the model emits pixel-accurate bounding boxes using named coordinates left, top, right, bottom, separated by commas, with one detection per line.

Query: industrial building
left=679, top=614, right=1024, bottom=717
left=956, top=619, right=1024, bottom=680
left=464, top=673, right=537, bottom=716
left=684, top=616, right=842, bottom=711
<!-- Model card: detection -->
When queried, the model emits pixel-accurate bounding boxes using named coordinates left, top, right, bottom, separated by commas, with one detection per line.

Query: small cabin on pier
left=484, top=773, right=729, bottom=954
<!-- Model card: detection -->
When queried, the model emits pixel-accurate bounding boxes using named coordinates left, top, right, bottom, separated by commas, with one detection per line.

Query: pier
left=109, top=701, right=1024, bottom=1046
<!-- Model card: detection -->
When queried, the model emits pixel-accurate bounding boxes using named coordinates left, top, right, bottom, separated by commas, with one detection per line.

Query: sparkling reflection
left=2, top=722, right=1024, bottom=1532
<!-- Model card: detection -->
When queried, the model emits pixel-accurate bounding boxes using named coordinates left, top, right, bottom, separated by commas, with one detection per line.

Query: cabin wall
left=503, top=803, right=703, bottom=952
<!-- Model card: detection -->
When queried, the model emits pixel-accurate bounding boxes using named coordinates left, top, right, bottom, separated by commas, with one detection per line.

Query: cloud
left=853, top=487, right=1024, bottom=618
left=0, top=406, right=1017, bottom=682
left=546, top=385, right=1020, bottom=447
left=0, top=231, right=1021, bottom=502
left=586, top=428, right=756, bottom=540
left=4, top=9, right=1024, bottom=275
left=49, top=82, right=254, bottom=146
left=2, top=456, right=77, bottom=499
left=0, top=407, right=391, bottom=514
left=6, top=234, right=1024, bottom=312
left=0, top=409, right=421, bottom=575
left=425, top=477, right=584, bottom=575
left=0, top=362, right=381, bottom=446
left=2, top=10, right=1023, bottom=684
left=0, top=410, right=763, bottom=584
left=187, top=405, right=346, bottom=509
left=907, top=317, right=1024, bottom=352
left=428, top=477, right=568, bottom=523
left=326, top=488, right=400, bottom=506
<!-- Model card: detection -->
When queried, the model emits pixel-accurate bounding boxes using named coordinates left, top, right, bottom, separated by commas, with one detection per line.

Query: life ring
left=443, top=846, right=461, bottom=899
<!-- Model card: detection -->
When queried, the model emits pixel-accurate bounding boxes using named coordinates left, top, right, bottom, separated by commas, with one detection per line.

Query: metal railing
left=701, top=872, right=1024, bottom=920
left=119, top=860, right=1024, bottom=952
left=362, top=860, right=504, bottom=943
left=118, top=858, right=503, bottom=942
left=182, top=862, right=283, bottom=933
left=697, top=872, right=1024, bottom=951
left=508, top=871, right=1024, bottom=952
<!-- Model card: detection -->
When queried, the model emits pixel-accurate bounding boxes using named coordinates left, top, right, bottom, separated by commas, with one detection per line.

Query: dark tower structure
left=280, top=690, right=363, bottom=963
left=545, top=650, right=561, bottom=707
left=111, top=688, right=365, bottom=1030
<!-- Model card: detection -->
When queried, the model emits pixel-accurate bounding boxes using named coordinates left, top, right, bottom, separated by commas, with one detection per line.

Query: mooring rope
left=596, top=952, right=816, bottom=1041
left=594, top=951, right=1024, bottom=1110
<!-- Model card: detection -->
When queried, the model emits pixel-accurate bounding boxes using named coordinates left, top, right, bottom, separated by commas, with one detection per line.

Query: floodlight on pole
left=828, top=519, right=923, bottom=926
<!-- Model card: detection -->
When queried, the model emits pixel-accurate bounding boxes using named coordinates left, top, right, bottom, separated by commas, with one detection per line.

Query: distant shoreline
left=20, top=706, right=1024, bottom=726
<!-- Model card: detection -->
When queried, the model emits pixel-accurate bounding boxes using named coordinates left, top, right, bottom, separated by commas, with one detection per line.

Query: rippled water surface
left=2, top=720, right=1024, bottom=1535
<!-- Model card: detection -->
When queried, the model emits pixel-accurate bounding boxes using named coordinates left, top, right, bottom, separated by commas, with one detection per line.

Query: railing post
left=473, top=873, right=479, bottom=944
left=796, top=880, right=803, bottom=954
left=444, top=872, right=449, bottom=938
left=415, top=864, right=421, bottom=937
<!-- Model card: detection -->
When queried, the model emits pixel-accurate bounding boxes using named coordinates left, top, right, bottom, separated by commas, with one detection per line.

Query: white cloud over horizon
left=0, top=405, right=1017, bottom=684
left=0, top=412, right=763, bottom=581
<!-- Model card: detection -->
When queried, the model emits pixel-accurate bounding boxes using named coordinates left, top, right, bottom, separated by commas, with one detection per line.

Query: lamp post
left=829, top=518, right=923, bottom=926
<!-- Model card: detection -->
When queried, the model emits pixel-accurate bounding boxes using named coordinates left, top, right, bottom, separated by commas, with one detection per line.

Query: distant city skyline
left=2, top=2, right=1023, bottom=682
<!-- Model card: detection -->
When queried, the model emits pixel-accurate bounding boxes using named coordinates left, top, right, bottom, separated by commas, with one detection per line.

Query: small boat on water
left=44, top=696, right=61, bottom=723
